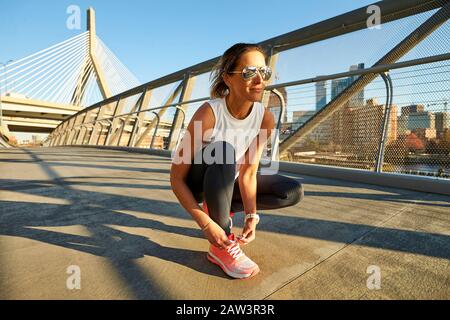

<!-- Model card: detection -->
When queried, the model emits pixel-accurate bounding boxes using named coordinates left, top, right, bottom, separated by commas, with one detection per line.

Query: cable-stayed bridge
left=0, top=8, right=139, bottom=133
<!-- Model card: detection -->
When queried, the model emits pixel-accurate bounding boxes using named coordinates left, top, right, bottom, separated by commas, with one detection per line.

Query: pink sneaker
left=207, top=234, right=260, bottom=279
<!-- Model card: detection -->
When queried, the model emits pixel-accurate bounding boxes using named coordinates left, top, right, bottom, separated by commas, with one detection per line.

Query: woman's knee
left=289, top=180, right=304, bottom=205
left=272, top=178, right=304, bottom=205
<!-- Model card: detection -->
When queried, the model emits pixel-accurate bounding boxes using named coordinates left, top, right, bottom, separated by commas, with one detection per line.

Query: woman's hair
left=210, top=43, right=267, bottom=98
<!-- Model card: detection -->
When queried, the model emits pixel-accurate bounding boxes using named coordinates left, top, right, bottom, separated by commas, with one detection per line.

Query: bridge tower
left=71, top=8, right=111, bottom=106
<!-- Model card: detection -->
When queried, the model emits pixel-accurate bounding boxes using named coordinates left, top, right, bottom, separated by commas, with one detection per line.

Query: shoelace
left=227, top=242, right=244, bottom=260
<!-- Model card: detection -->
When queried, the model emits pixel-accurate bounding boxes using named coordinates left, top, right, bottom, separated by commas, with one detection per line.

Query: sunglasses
left=228, top=66, right=272, bottom=81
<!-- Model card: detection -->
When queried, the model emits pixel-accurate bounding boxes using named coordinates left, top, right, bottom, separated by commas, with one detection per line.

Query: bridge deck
left=0, top=147, right=449, bottom=299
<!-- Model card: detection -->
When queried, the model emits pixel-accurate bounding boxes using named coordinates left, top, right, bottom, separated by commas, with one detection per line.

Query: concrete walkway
left=0, top=147, right=449, bottom=299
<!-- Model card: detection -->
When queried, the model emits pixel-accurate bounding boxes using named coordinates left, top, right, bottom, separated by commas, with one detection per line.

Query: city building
left=351, top=98, right=398, bottom=150
left=407, top=111, right=435, bottom=131
left=291, top=110, right=332, bottom=144
left=292, top=110, right=316, bottom=130
left=401, top=104, right=425, bottom=115
left=398, top=104, right=425, bottom=136
left=435, top=112, right=450, bottom=138
left=309, top=118, right=333, bottom=144
left=315, top=81, right=327, bottom=111
left=397, top=114, right=410, bottom=136
left=348, top=63, right=365, bottom=108
left=328, top=63, right=365, bottom=147
left=331, top=63, right=365, bottom=108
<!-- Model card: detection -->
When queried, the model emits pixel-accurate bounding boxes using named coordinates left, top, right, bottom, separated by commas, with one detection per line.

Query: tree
left=405, top=133, right=424, bottom=153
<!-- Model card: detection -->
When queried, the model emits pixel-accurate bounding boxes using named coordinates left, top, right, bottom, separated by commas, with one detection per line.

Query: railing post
left=51, top=131, right=58, bottom=147
left=167, top=73, right=196, bottom=151
left=66, top=115, right=80, bottom=146
left=128, top=87, right=151, bottom=147
left=71, top=113, right=86, bottom=145
left=150, top=111, right=160, bottom=149
left=128, top=117, right=140, bottom=147
left=80, top=125, right=89, bottom=145
left=375, top=72, right=394, bottom=173
left=63, top=117, right=77, bottom=146
left=88, top=104, right=108, bottom=145
left=74, top=112, right=91, bottom=145
left=105, top=98, right=125, bottom=145
left=116, top=118, right=126, bottom=146
left=134, top=83, right=183, bottom=147
left=55, top=126, right=62, bottom=147
left=269, top=89, right=286, bottom=162
left=97, top=122, right=105, bottom=145
left=58, top=123, right=67, bottom=146
left=75, top=124, right=86, bottom=145
left=55, top=123, right=68, bottom=146
left=103, top=119, right=113, bottom=145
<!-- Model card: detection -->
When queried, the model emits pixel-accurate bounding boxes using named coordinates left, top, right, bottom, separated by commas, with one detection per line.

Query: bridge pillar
left=70, top=7, right=111, bottom=106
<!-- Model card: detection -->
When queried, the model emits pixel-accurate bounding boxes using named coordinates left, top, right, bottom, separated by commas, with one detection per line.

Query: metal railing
left=45, top=88, right=286, bottom=160
left=45, top=51, right=450, bottom=178
left=47, top=103, right=188, bottom=150
left=264, top=53, right=450, bottom=176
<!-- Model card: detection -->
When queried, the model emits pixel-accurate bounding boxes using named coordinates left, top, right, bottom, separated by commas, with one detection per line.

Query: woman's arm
left=237, top=109, right=275, bottom=243
left=170, top=103, right=213, bottom=229
left=170, top=103, right=232, bottom=249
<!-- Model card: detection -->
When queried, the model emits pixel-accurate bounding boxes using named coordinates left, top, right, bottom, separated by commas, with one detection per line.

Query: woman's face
left=223, top=50, right=267, bottom=102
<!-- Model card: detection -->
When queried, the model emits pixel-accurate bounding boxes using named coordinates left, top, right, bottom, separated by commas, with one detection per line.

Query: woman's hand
left=202, top=220, right=232, bottom=249
left=238, top=217, right=258, bottom=245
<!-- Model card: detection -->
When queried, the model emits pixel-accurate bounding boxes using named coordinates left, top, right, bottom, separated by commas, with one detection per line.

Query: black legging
left=186, top=141, right=303, bottom=235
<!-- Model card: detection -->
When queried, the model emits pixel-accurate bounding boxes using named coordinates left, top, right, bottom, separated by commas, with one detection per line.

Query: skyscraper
left=315, top=81, right=327, bottom=111
left=331, top=63, right=365, bottom=107
left=328, top=63, right=365, bottom=147
left=349, top=63, right=365, bottom=107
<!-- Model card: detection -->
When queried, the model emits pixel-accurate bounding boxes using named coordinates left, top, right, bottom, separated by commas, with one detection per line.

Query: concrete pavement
left=0, top=147, right=449, bottom=299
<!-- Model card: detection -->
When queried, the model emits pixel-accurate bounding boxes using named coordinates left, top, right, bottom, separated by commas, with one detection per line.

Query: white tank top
left=205, top=97, right=265, bottom=179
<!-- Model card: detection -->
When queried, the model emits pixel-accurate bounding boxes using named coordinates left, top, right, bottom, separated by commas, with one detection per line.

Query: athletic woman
left=170, top=43, right=303, bottom=279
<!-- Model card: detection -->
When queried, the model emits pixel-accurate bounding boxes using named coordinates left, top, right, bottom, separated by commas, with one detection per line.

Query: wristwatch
left=245, top=213, right=260, bottom=224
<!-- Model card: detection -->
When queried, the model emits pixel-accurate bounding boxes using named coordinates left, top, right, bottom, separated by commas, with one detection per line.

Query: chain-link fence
left=274, top=4, right=450, bottom=178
